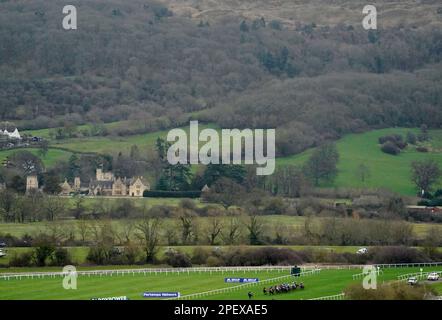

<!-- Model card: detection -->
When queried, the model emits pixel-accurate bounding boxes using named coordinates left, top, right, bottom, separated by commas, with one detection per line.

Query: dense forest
left=0, top=0, right=441, bottom=156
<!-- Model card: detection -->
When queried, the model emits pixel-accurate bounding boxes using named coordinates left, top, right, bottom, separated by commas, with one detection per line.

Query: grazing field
left=278, top=128, right=442, bottom=195
left=0, top=266, right=440, bottom=300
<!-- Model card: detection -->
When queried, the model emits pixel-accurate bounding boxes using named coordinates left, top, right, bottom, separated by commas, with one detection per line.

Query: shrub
left=434, top=189, right=442, bottom=198
left=395, top=141, right=408, bottom=149
left=9, top=251, right=34, bottom=267
left=144, top=190, right=201, bottom=198
left=179, top=199, right=197, bottom=211
left=262, top=198, right=288, bottom=215
left=50, top=248, right=72, bottom=266
left=371, top=246, right=428, bottom=264
left=344, top=282, right=436, bottom=300
left=33, top=243, right=55, bottom=267
left=191, top=247, right=210, bottom=265
left=147, top=205, right=175, bottom=218
left=221, top=247, right=303, bottom=266
left=381, top=141, right=401, bottom=155
left=164, top=251, right=192, bottom=267
left=122, top=244, right=141, bottom=265
left=417, top=200, right=430, bottom=206
left=206, top=256, right=222, bottom=267
left=86, top=245, right=121, bottom=265
left=378, top=134, right=403, bottom=145
left=406, top=132, right=417, bottom=144
left=428, top=198, right=442, bottom=206
left=422, top=191, right=433, bottom=199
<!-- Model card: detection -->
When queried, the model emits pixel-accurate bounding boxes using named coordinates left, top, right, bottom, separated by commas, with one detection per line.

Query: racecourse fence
left=352, top=268, right=383, bottom=280
left=374, top=262, right=442, bottom=269
left=2, top=262, right=442, bottom=281
left=309, top=293, right=345, bottom=301
left=397, top=270, right=442, bottom=281
left=168, top=268, right=322, bottom=300
left=0, top=266, right=300, bottom=281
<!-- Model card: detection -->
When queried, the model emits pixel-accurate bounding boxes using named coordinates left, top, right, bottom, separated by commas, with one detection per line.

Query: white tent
left=9, top=128, right=21, bottom=139
left=1, top=128, right=21, bottom=139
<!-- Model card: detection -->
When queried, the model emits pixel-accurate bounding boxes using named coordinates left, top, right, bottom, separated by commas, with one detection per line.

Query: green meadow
left=0, top=148, right=72, bottom=168
left=277, top=128, right=442, bottom=195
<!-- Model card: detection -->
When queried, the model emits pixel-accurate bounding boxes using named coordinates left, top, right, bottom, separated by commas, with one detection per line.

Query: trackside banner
left=224, top=278, right=259, bottom=283
left=91, top=296, right=129, bottom=300
left=143, top=292, right=181, bottom=298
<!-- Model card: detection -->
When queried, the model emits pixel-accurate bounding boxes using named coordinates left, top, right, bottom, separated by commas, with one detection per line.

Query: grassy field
left=24, top=123, right=215, bottom=155
left=1, top=215, right=442, bottom=240
left=1, top=215, right=442, bottom=243
left=278, top=128, right=442, bottom=195
left=0, top=148, right=72, bottom=168
left=0, top=266, right=440, bottom=300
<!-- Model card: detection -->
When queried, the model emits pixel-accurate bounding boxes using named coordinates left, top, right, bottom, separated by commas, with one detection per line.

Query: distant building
left=1, top=128, right=21, bottom=140
left=59, top=176, right=86, bottom=196
left=95, top=168, right=114, bottom=181
left=31, top=168, right=150, bottom=197
left=26, top=175, right=39, bottom=193
left=89, top=168, right=150, bottom=197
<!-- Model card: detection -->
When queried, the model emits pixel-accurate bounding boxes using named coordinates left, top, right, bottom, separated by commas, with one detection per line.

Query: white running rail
left=397, top=270, right=442, bottom=281
left=0, top=265, right=305, bottom=281
left=309, top=293, right=345, bottom=300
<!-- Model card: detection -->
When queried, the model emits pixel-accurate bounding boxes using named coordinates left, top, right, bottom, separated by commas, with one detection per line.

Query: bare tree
left=72, top=195, right=85, bottom=219
left=44, top=221, right=69, bottom=245
left=0, top=189, right=17, bottom=222
left=164, top=222, right=179, bottom=246
left=136, top=216, right=162, bottom=263
left=222, top=216, right=242, bottom=245
left=43, top=195, right=65, bottom=221
left=207, top=217, right=223, bottom=245
left=202, top=178, right=245, bottom=209
left=246, top=215, right=264, bottom=245
left=76, top=219, right=90, bottom=243
left=411, top=160, right=441, bottom=195
left=304, top=143, right=339, bottom=186
left=355, top=163, right=371, bottom=183
left=178, top=210, right=196, bottom=245
left=118, top=220, right=135, bottom=245
left=89, top=220, right=116, bottom=246
left=26, top=189, right=44, bottom=221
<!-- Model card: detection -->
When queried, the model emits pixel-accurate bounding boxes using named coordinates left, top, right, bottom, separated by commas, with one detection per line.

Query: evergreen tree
left=67, top=154, right=80, bottom=181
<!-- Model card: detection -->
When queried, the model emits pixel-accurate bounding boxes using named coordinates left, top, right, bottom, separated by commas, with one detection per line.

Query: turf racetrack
left=0, top=267, right=440, bottom=300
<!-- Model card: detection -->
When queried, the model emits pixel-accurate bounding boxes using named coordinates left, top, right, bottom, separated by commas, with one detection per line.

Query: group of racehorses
left=263, top=282, right=304, bottom=295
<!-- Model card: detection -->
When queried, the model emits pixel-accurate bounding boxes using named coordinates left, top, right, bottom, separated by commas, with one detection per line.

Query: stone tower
left=74, top=177, right=81, bottom=190
left=26, top=175, right=38, bottom=193
left=96, top=168, right=104, bottom=181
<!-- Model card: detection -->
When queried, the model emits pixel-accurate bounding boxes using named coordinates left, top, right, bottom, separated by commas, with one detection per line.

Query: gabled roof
left=89, top=180, right=113, bottom=189
left=129, top=176, right=150, bottom=187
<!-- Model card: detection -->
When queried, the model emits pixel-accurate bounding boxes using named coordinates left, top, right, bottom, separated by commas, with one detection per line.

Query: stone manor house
left=26, top=168, right=150, bottom=197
